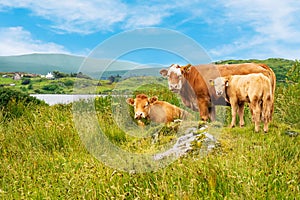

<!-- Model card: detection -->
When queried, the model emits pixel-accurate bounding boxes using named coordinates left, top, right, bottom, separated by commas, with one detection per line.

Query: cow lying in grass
left=126, top=94, right=189, bottom=126
left=209, top=73, right=273, bottom=132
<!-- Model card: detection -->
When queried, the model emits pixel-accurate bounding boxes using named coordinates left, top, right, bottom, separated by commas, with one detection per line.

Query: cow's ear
left=160, top=69, right=168, bottom=77
left=209, top=79, right=214, bottom=86
left=181, top=64, right=191, bottom=73
left=149, top=96, right=158, bottom=104
left=126, top=98, right=135, bottom=106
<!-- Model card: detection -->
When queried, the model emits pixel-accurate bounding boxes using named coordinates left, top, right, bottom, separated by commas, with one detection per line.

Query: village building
left=13, top=73, right=22, bottom=80
left=45, top=72, right=54, bottom=79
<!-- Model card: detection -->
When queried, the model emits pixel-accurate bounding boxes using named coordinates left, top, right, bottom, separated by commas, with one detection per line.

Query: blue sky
left=0, top=0, right=300, bottom=63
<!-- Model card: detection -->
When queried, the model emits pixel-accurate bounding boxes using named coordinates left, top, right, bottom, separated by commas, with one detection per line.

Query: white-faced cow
left=210, top=73, right=273, bottom=132
left=126, top=94, right=188, bottom=126
left=160, top=63, right=276, bottom=122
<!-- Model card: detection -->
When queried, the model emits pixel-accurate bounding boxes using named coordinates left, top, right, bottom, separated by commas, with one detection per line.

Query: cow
left=126, top=94, right=189, bottom=126
left=160, top=63, right=276, bottom=122
left=209, top=73, right=273, bottom=132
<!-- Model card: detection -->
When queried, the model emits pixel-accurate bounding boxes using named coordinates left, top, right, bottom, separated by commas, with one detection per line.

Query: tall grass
left=0, top=80, right=299, bottom=199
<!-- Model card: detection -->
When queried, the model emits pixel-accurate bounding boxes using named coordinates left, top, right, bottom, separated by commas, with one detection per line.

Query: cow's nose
left=135, top=112, right=144, bottom=119
left=217, top=91, right=223, bottom=96
left=170, top=84, right=178, bottom=89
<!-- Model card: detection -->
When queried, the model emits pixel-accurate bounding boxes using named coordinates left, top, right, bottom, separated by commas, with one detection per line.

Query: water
left=30, top=94, right=103, bottom=105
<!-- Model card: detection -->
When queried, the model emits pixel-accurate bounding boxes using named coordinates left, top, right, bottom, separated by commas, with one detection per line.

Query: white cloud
left=209, top=0, right=300, bottom=60
left=0, top=0, right=128, bottom=34
left=0, top=27, right=69, bottom=56
left=0, top=0, right=208, bottom=34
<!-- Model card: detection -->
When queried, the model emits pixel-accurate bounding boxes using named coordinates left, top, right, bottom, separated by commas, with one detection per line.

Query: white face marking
left=167, top=64, right=181, bottom=77
left=213, top=77, right=226, bottom=96
left=166, top=64, right=183, bottom=92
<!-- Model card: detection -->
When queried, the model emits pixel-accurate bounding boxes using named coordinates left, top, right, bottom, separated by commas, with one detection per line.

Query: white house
left=13, top=73, right=21, bottom=80
left=45, top=72, right=54, bottom=79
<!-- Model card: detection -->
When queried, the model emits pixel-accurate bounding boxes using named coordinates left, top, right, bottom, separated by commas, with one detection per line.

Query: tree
left=108, top=75, right=115, bottom=84
left=286, top=60, right=300, bottom=83
left=21, top=78, right=31, bottom=85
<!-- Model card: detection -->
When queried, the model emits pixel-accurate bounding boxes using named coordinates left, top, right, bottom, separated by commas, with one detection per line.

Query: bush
left=42, top=84, right=60, bottom=92
left=64, top=79, right=74, bottom=87
left=21, top=78, right=31, bottom=85
left=0, top=87, right=45, bottom=119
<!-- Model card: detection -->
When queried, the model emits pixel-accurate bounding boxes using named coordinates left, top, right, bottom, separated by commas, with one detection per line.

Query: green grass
left=0, top=81, right=299, bottom=199
left=0, top=76, right=116, bottom=94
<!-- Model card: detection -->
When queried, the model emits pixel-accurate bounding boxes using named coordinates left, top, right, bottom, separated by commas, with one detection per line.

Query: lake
left=30, top=94, right=104, bottom=105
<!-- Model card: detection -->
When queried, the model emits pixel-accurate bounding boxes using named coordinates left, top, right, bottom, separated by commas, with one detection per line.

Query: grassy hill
left=0, top=53, right=140, bottom=79
left=0, top=54, right=296, bottom=81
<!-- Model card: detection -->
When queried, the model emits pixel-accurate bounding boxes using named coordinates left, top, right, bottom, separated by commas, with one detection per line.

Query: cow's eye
left=144, top=103, right=149, bottom=107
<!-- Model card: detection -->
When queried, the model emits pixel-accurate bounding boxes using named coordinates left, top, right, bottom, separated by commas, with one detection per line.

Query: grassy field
left=0, top=75, right=116, bottom=94
left=0, top=61, right=299, bottom=199
left=0, top=75, right=299, bottom=199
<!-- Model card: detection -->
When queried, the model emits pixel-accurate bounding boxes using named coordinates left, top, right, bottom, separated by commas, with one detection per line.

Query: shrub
left=42, top=84, right=60, bottom=92
left=21, top=78, right=31, bottom=85
left=0, top=87, right=45, bottom=119
left=64, top=79, right=74, bottom=86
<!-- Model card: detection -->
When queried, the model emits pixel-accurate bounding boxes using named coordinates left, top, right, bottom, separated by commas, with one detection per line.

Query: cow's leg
left=238, top=102, right=245, bottom=127
left=251, top=101, right=261, bottom=132
left=262, top=97, right=272, bottom=133
left=209, top=105, right=216, bottom=121
left=198, top=99, right=209, bottom=122
left=263, top=120, right=269, bottom=133
left=230, top=101, right=238, bottom=128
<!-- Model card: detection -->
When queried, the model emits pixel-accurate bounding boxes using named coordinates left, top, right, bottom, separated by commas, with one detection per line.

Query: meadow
left=0, top=63, right=299, bottom=199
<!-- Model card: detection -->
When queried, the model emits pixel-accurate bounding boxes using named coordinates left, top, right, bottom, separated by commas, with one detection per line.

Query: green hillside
left=0, top=53, right=139, bottom=78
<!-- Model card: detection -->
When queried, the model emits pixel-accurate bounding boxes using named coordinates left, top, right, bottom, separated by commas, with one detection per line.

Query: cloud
left=0, top=0, right=128, bottom=34
left=209, top=0, right=300, bottom=60
left=0, top=27, right=69, bottom=56
left=0, top=0, right=209, bottom=34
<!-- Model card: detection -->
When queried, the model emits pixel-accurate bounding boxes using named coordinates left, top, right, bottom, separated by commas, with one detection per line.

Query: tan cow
left=160, top=63, right=276, bottom=122
left=126, top=94, right=188, bottom=126
left=209, top=73, right=273, bottom=132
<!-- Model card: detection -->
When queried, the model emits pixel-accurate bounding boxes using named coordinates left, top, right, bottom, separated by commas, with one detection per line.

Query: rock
left=153, top=125, right=218, bottom=160
left=285, top=130, right=299, bottom=137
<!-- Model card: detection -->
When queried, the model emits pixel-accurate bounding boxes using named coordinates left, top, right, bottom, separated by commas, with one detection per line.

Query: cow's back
left=217, top=63, right=276, bottom=92
left=190, top=63, right=275, bottom=102
left=149, top=101, right=183, bottom=123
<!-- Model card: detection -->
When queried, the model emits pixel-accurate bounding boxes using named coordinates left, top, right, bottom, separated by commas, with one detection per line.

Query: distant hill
left=0, top=54, right=83, bottom=74
left=0, top=54, right=295, bottom=81
left=0, top=53, right=144, bottom=79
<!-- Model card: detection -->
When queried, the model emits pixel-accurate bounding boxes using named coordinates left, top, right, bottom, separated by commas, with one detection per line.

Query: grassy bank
left=0, top=78, right=299, bottom=199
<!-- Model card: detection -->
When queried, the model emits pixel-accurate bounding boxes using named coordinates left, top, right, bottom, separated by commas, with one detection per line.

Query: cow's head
left=160, top=64, right=186, bottom=93
left=126, top=94, right=158, bottom=119
left=209, top=77, right=228, bottom=97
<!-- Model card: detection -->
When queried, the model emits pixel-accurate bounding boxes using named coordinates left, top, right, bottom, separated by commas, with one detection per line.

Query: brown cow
left=160, top=63, right=276, bottom=122
left=126, top=94, right=188, bottom=126
left=209, top=73, right=273, bottom=132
